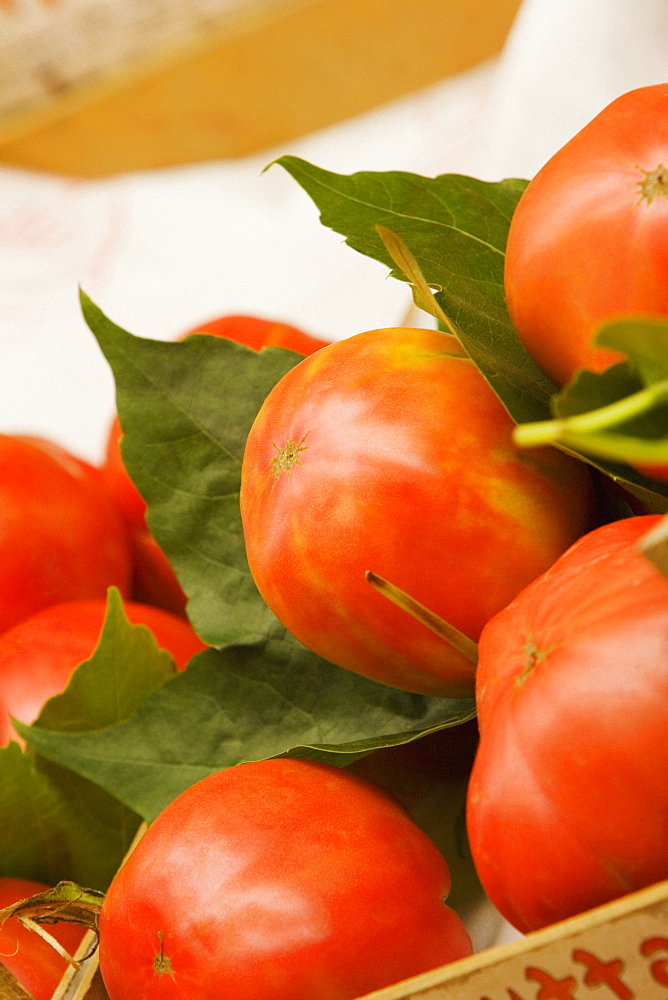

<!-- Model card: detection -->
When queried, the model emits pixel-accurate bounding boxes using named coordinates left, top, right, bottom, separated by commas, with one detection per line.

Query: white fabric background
left=0, top=0, right=666, bottom=949
left=2, top=0, right=667, bottom=465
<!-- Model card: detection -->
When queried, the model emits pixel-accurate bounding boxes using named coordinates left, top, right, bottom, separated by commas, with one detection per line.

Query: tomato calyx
left=153, top=931, right=175, bottom=978
left=516, top=636, right=555, bottom=686
left=0, top=882, right=103, bottom=969
left=271, top=434, right=310, bottom=480
left=638, top=163, right=668, bottom=203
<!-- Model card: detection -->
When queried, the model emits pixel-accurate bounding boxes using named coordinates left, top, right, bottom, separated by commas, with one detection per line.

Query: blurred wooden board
left=0, top=0, right=521, bottom=176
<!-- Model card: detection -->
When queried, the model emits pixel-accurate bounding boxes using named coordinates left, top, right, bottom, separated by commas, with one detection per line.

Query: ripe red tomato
left=0, top=598, right=207, bottom=746
left=0, top=877, right=85, bottom=1000
left=0, top=435, right=131, bottom=635
left=240, top=327, right=596, bottom=697
left=632, top=461, right=668, bottom=485
left=103, top=414, right=148, bottom=539
left=98, top=758, right=473, bottom=1000
left=504, top=83, right=668, bottom=387
left=102, top=315, right=329, bottom=614
left=186, top=313, right=329, bottom=356
left=466, top=514, right=668, bottom=934
left=127, top=530, right=192, bottom=618
left=347, top=721, right=484, bottom=925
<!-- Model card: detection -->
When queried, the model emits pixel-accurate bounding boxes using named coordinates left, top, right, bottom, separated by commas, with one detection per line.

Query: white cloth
left=1, top=0, right=667, bottom=464
left=483, top=0, right=668, bottom=180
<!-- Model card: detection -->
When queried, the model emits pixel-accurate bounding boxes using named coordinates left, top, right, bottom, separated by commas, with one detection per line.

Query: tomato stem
left=513, top=379, right=668, bottom=464
left=639, top=162, right=668, bottom=203
left=365, top=571, right=478, bottom=664
left=271, top=434, right=309, bottom=480
left=0, top=881, right=104, bottom=969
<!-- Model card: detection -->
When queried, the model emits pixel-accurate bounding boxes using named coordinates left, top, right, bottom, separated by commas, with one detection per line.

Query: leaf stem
left=365, top=571, right=478, bottom=664
left=513, top=379, right=668, bottom=461
left=639, top=515, right=668, bottom=578
left=374, top=225, right=468, bottom=355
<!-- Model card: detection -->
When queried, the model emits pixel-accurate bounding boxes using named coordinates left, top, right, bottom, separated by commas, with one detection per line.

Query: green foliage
left=271, top=156, right=553, bottom=423
left=0, top=589, right=175, bottom=889
left=81, top=293, right=296, bottom=648
left=0, top=744, right=138, bottom=891
left=9, top=158, right=668, bottom=891
left=14, top=296, right=475, bottom=848
left=514, top=317, right=668, bottom=510
left=23, top=637, right=474, bottom=823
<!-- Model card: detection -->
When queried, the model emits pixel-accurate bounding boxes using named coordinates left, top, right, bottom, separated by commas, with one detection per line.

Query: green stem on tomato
left=513, top=378, right=668, bottom=463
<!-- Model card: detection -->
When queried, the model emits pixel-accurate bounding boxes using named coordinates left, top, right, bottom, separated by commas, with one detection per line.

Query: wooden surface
left=0, top=0, right=522, bottom=175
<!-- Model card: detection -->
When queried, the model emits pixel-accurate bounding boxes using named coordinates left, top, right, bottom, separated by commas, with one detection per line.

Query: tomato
left=347, top=721, right=485, bottom=928
left=0, top=598, right=207, bottom=746
left=102, top=315, right=329, bottom=614
left=0, top=435, right=131, bottom=635
left=504, top=83, right=668, bottom=388
left=466, top=514, right=668, bottom=934
left=128, top=530, right=192, bottom=618
left=0, top=877, right=86, bottom=1000
left=185, top=313, right=329, bottom=356
left=240, top=327, right=596, bottom=697
left=98, top=758, right=472, bottom=1000
left=633, top=461, right=668, bottom=485
left=103, top=414, right=149, bottom=538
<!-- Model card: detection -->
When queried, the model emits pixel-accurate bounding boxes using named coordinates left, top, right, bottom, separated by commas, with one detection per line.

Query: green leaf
left=21, top=629, right=475, bottom=823
left=271, top=156, right=554, bottom=423
left=80, top=291, right=303, bottom=648
left=36, top=587, right=177, bottom=732
left=552, top=361, right=644, bottom=419
left=0, top=590, right=176, bottom=889
left=0, top=744, right=138, bottom=891
left=597, top=316, right=668, bottom=386
left=76, top=293, right=476, bottom=829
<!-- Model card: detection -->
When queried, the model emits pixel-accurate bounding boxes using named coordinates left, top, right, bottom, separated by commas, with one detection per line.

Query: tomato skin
left=0, top=598, right=207, bottom=746
left=103, top=414, right=149, bottom=538
left=347, top=721, right=484, bottom=925
left=102, top=414, right=191, bottom=617
left=504, top=83, right=668, bottom=387
left=466, top=514, right=668, bottom=934
left=240, top=327, right=596, bottom=697
left=0, top=878, right=86, bottom=1000
left=102, top=315, right=329, bottom=614
left=0, top=435, right=131, bottom=635
left=98, top=758, right=472, bottom=1000
left=128, top=529, right=192, bottom=618
left=633, top=462, right=668, bottom=484
left=186, top=313, right=329, bottom=357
